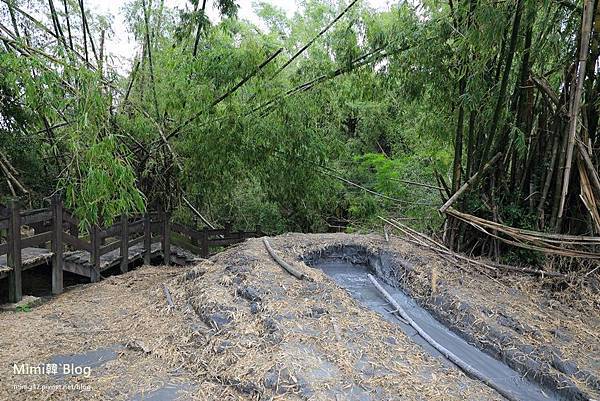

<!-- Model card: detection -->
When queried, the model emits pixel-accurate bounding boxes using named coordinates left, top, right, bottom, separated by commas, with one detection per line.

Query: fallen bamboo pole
left=382, top=216, right=567, bottom=277
left=263, top=238, right=308, bottom=280
left=367, top=274, right=520, bottom=401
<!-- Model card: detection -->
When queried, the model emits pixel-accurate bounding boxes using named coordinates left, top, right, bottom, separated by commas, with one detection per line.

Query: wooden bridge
left=0, top=196, right=262, bottom=303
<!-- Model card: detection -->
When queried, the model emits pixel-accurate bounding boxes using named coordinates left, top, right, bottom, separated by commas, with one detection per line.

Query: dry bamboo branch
left=182, top=195, right=215, bottom=229
left=447, top=208, right=600, bottom=258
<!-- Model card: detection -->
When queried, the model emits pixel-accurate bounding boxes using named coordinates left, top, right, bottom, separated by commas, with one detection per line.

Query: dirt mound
left=168, top=234, right=502, bottom=400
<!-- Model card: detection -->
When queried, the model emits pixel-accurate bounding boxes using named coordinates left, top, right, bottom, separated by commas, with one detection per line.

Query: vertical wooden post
left=161, top=209, right=171, bottom=265
left=224, top=221, right=232, bottom=238
left=201, top=230, right=209, bottom=258
left=120, top=214, right=129, bottom=273
left=90, top=225, right=101, bottom=282
left=7, top=199, right=22, bottom=303
left=51, top=194, right=64, bottom=295
left=143, top=213, right=151, bottom=265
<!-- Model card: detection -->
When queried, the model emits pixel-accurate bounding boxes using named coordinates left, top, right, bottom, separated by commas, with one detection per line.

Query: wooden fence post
left=143, top=213, right=151, bottom=265
left=120, top=214, right=129, bottom=273
left=51, top=195, right=63, bottom=295
left=7, top=199, right=22, bottom=303
left=90, top=225, right=101, bottom=282
left=161, top=209, right=171, bottom=265
left=200, top=230, right=209, bottom=258
left=224, top=221, right=232, bottom=238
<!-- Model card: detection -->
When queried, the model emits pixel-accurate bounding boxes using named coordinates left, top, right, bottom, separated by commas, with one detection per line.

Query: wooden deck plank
left=0, top=247, right=54, bottom=279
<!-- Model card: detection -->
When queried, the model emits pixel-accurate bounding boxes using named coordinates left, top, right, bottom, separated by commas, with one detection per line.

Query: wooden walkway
left=0, top=197, right=262, bottom=303
left=0, top=244, right=198, bottom=280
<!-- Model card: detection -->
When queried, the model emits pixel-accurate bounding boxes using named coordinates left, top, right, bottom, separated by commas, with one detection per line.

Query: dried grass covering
left=168, top=235, right=502, bottom=400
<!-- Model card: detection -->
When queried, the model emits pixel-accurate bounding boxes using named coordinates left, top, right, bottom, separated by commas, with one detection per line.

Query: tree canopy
left=1, top=0, right=599, bottom=268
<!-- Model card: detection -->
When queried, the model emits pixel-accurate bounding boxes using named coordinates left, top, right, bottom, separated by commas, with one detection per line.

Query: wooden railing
left=170, top=221, right=262, bottom=258
left=0, top=196, right=262, bottom=303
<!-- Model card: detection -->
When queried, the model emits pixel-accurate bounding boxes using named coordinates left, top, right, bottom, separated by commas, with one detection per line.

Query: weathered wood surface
left=0, top=240, right=202, bottom=280
left=0, top=247, right=54, bottom=278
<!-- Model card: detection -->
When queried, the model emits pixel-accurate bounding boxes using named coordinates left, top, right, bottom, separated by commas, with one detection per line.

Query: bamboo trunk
left=556, top=0, right=595, bottom=227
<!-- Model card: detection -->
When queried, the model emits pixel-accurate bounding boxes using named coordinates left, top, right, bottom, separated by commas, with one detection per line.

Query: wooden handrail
left=20, top=232, right=52, bottom=248
left=99, top=239, right=121, bottom=256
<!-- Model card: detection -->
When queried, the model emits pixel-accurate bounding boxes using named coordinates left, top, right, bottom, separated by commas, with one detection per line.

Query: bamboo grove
left=0, top=0, right=599, bottom=271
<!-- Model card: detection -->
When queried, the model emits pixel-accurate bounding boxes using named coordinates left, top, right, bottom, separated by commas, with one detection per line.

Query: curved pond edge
left=301, top=243, right=596, bottom=401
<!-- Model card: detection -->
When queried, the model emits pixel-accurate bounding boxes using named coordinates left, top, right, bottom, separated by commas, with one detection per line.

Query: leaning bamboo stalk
left=141, top=0, right=160, bottom=120
left=557, top=0, right=595, bottom=223
left=6, top=0, right=20, bottom=38
left=48, top=0, right=68, bottom=51
left=62, top=0, right=74, bottom=51
left=576, top=135, right=600, bottom=200
left=439, top=152, right=502, bottom=213
left=182, top=196, right=215, bottom=229
left=577, top=159, right=600, bottom=232
left=367, top=274, right=520, bottom=401
left=192, top=0, right=207, bottom=57
left=0, top=0, right=87, bottom=65
left=166, top=47, right=283, bottom=141
left=271, top=0, right=360, bottom=78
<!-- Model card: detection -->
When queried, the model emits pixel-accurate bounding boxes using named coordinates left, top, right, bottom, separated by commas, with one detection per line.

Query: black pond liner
left=302, top=244, right=581, bottom=401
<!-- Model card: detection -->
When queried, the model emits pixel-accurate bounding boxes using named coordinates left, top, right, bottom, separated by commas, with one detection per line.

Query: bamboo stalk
left=271, top=0, right=360, bottom=78
left=141, top=0, right=160, bottom=120
left=6, top=0, right=20, bottom=38
left=62, top=0, right=74, bottom=51
left=166, top=47, right=284, bottom=140
left=557, top=0, right=595, bottom=224
left=192, top=0, right=207, bottom=57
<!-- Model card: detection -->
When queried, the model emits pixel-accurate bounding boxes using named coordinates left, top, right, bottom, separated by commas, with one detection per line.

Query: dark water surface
left=314, top=260, right=560, bottom=401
